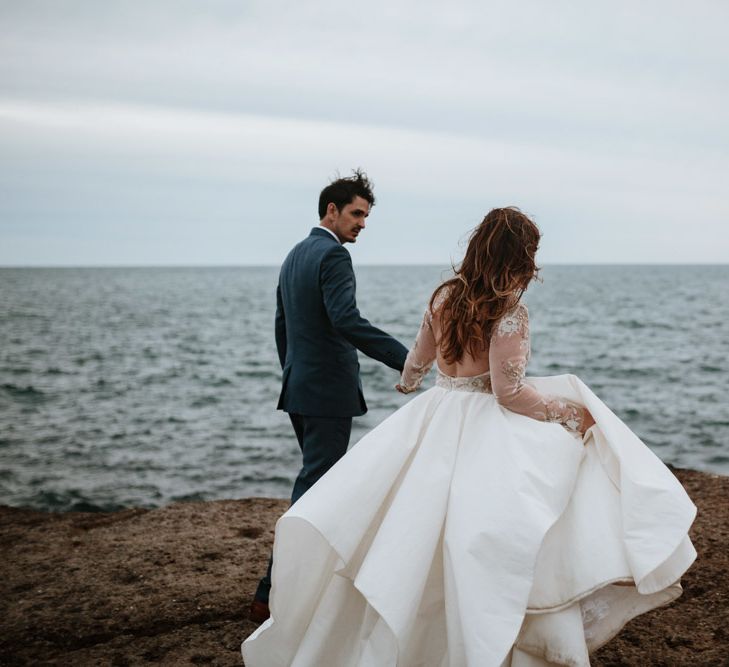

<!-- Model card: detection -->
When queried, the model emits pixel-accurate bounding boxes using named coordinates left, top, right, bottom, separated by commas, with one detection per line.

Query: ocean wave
left=202, top=377, right=234, bottom=387
left=17, top=489, right=127, bottom=513
left=616, top=319, right=674, bottom=330
left=0, top=383, right=47, bottom=402
left=616, top=368, right=658, bottom=378
left=73, top=352, right=105, bottom=365
left=1, top=366, right=32, bottom=375
left=235, top=369, right=276, bottom=379
left=190, top=395, right=220, bottom=407
left=239, top=474, right=294, bottom=485
left=170, top=491, right=207, bottom=502
left=45, top=367, right=73, bottom=375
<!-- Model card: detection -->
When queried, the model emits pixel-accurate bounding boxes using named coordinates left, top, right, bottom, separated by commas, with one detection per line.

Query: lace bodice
left=400, top=301, right=591, bottom=434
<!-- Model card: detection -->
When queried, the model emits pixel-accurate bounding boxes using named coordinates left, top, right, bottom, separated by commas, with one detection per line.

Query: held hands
left=395, top=383, right=416, bottom=394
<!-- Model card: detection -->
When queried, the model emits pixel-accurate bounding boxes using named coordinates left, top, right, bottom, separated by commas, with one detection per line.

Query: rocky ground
left=1, top=467, right=727, bottom=666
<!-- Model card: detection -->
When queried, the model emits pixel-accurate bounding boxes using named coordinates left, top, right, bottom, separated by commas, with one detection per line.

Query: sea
left=1, top=265, right=727, bottom=513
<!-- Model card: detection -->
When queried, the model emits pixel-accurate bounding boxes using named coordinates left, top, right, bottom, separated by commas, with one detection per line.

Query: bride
left=242, top=207, right=696, bottom=666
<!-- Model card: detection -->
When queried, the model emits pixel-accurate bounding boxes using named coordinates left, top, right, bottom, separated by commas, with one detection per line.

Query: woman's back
left=401, top=298, right=590, bottom=435
left=398, top=289, right=502, bottom=384
left=429, top=303, right=517, bottom=378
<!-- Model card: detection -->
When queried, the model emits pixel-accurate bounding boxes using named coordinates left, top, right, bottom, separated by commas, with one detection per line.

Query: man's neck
left=318, top=223, right=342, bottom=244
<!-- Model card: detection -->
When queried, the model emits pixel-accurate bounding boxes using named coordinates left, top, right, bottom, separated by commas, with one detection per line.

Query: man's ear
left=326, top=202, right=339, bottom=220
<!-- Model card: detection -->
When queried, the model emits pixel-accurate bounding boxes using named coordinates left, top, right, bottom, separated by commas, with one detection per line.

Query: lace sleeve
left=399, top=308, right=437, bottom=392
left=489, top=304, right=591, bottom=434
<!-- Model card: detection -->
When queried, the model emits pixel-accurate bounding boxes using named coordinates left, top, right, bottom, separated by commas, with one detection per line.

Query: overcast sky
left=1, top=0, right=727, bottom=266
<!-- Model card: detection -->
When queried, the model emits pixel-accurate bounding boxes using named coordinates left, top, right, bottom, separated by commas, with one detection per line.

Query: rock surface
left=1, top=468, right=727, bottom=666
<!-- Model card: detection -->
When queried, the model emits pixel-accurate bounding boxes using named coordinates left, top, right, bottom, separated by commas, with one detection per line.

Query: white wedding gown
left=242, top=303, right=696, bottom=667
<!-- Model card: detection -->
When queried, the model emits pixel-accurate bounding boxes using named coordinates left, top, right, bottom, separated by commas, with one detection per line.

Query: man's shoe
left=249, top=599, right=270, bottom=624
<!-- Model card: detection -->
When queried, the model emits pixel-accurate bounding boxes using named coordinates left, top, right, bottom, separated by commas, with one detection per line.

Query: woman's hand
left=581, top=410, right=596, bottom=436
left=395, top=383, right=415, bottom=394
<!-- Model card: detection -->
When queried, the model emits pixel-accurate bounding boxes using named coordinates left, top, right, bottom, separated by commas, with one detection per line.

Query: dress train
left=242, top=374, right=696, bottom=666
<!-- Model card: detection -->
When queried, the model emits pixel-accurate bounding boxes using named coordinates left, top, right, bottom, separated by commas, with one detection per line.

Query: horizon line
left=1, top=262, right=728, bottom=270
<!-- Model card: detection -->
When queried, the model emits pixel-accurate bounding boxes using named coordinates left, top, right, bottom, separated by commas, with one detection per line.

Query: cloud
left=2, top=97, right=723, bottom=198
left=0, top=1, right=727, bottom=264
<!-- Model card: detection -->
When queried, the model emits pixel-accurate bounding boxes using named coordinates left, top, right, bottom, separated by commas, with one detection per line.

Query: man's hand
left=395, top=383, right=415, bottom=394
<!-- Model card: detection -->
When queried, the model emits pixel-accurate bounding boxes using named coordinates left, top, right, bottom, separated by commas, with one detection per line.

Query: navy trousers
left=254, top=413, right=352, bottom=604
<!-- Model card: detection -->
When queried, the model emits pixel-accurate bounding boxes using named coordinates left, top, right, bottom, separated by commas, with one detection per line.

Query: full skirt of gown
left=241, top=374, right=697, bottom=666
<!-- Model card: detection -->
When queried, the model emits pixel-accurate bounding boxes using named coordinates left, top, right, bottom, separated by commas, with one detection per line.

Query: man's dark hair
left=318, top=169, right=375, bottom=219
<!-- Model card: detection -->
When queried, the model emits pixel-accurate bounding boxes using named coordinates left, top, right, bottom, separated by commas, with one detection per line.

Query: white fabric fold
left=242, top=374, right=696, bottom=667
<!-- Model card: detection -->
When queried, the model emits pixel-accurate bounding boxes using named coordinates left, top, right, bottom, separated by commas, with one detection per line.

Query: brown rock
left=1, top=469, right=727, bottom=666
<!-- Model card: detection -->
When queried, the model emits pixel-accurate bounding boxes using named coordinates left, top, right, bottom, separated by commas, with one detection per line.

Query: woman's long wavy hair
left=430, top=207, right=541, bottom=364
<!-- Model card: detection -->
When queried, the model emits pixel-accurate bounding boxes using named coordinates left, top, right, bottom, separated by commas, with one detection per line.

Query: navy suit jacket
left=275, top=227, right=408, bottom=418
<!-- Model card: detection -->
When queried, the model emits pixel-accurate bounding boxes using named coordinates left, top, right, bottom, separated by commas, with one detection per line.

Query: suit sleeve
left=320, top=246, right=408, bottom=371
left=274, top=283, right=287, bottom=369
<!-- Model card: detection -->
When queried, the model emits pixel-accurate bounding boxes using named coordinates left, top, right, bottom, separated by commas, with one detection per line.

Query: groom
left=250, top=170, right=408, bottom=622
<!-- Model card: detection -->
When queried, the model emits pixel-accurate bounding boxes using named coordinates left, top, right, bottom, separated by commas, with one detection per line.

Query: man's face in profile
left=329, top=196, right=370, bottom=244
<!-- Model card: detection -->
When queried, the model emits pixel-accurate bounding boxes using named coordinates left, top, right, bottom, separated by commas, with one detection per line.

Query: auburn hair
left=430, top=207, right=541, bottom=364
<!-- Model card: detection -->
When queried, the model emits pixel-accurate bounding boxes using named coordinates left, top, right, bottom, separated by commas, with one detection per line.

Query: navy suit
left=255, top=227, right=408, bottom=604
left=276, top=227, right=407, bottom=417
